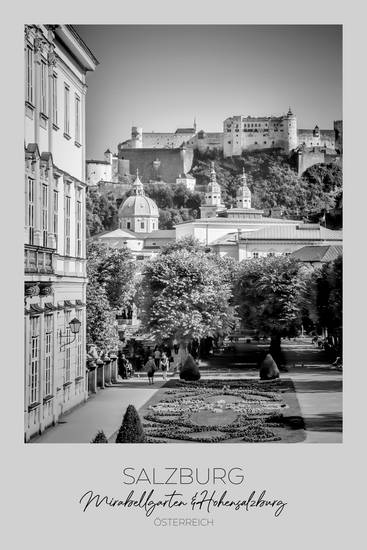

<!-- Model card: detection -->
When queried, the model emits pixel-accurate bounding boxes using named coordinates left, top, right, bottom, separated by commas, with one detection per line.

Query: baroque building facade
left=24, top=25, right=98, bottom=441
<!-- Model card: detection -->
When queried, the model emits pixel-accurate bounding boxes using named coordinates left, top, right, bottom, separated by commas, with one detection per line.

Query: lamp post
left=59, top=317, right=81, bottom=350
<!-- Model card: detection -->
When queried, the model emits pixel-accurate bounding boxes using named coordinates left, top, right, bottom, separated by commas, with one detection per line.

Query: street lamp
left=59, top=317, right=81, bottom=350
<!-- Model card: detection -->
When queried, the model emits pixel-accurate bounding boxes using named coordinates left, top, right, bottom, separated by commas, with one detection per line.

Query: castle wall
left=297, top=129, right=335, bottom=149
left=223, top=114, right=297, bottom=157
left=118, top=147, right=194, bottom=183
left=296, top=149, right=341, bottom=175
left=86, top=161, right=112, bottom=186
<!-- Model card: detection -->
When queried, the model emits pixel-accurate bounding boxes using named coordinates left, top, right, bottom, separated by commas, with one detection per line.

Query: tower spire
left=132, top=168, right=144, bottom=196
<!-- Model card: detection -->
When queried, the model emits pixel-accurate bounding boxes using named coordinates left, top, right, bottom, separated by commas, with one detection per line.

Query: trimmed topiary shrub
left=180, top=353, right=201, bottom=381
left=116, top=404, right=146, bottom=443
left=259, top=353, right=280, bottom=380
left=91, top=430, right=108, bottom=443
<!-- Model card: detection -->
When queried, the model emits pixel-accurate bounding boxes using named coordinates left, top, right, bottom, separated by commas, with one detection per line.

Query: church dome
left=118, top=170, right=159, bottom=219
left=119, top=194, right=159, bottom=218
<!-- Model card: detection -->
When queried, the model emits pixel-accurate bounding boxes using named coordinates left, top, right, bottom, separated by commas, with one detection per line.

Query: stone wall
left=118, top=147, right=194, bottom=183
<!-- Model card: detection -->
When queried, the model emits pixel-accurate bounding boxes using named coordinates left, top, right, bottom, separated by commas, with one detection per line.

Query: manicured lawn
left=139, top=378, right=305, bottom=443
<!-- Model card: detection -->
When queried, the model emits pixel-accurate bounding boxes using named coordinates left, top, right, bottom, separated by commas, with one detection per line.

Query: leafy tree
left=86, top=277, right=117, bottom=350
left=115, top=405, right=145, bottom=443
left=138, top=248, right=236, bottom=358
left=86, top=187, right=118, bottom=237
left=86, top=242, right=136, bottom=351
left=160, top=235, right=207, bottom=255
left=234, top=256, right=307, bottom=366
left=303, top=256, right=342, bottom=350
left=87, top=242, right=136, bottom=310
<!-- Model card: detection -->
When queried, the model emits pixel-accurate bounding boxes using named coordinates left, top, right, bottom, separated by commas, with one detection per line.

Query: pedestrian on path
left=161, top=352, right=169, bottom=381
left=145, top=356, right=156, bottom=385
left=153, top=346, right=161, bottom=370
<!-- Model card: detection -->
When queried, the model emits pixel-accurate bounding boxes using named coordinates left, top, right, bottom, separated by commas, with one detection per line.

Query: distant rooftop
left=290, top=245, right=342, bottom=263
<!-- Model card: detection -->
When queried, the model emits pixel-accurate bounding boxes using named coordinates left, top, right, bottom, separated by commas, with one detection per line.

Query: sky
left=75, top=25, right=342, bottom=160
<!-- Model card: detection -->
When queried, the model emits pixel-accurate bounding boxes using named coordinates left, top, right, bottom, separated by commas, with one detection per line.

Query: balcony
left=24, top=245, right=55, bottom=274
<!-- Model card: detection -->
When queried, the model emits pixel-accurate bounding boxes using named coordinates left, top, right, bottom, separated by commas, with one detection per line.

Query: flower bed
left=141, top=379, right=296, bottom=443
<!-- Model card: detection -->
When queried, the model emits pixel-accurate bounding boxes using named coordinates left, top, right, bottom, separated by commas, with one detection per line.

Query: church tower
left=236, top=168, right=252, bottom=209
left=200, top=162, right=226, bottom=218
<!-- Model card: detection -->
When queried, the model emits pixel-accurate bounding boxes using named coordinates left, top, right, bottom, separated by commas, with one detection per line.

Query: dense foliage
left=86, top=149, right=342, bottom=236
left=86, top=187, right=118, bottom=237
left=192, top=149, right=343, bottom=219
left=86, top=242, right=136, bottom=350
left=234, top=256, right=307, bottom=338
left=138, top=240, right=237, bottom=345
left=302, top=256, right=342, bottom=346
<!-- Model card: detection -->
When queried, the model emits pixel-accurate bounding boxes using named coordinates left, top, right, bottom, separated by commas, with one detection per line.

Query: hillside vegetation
left=86, top=149, right=342, bottom=236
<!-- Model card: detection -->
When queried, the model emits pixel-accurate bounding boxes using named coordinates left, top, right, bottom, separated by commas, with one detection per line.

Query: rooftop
left=211, top=225, right=343, bottom=246
left=290, top=245, right=343, bottom=262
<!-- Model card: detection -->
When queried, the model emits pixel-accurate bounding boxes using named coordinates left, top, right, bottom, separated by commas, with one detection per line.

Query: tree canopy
left=86, top=242, right=136, bottom=350
left=234, top=256, right=307, bottom=338
left=138, top=247, right=236, bottom=344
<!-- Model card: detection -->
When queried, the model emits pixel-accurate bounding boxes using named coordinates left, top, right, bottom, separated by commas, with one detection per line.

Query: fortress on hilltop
left=86, top=109, right=342, bottom=186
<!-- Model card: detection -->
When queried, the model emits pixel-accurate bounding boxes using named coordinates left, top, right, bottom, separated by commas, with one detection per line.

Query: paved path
left=288, top=368, right=342, bottom=443
left=32, top=380, right=165, bottom=444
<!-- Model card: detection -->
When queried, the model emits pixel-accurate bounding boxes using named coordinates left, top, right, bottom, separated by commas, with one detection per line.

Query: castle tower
left=200, top=162, right=226, bottom=218
left=236, top=168, right=252, bottom=209
left=131, top=126, right=143, bottom=148
left=104, top=148, right=113, bottom=164
left=286, top=107, right=297, bottom=152
left=118, top=169, right=159, bottom=232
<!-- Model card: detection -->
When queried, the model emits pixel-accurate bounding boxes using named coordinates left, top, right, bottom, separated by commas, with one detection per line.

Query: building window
left=28, top=177, right=35, bottom=245
left=64, top=310, right=71, bottom=383
left=44, top=314, right=53, bottom=396
left=127, top=221, right=131, bottom=229
left=42, top=184, right=48, bottom=247
left=64, top=84, right=70, bottom=136
left=140, top=222, right=145, bottom=229
left=41, top=60, right=48, bottom=115
left=53, top=189, right=58, bottom=248
left=26, top=46, right=33, bottom=104
left=30, top=316, right=40, bottom=404
left=65, top=189, right=71, bottom=256
left=76, top=193, right=82, bottom=258
left=252, top=252, right=259, bottom=258
left=227, top=141, right=231, bottom=144
left=75, top=94, right=81, bottom=144
left=52, top=73, right=58, bottom=126
left=268, top=252, right=275, bottom=257
left=75, top=309, right=82, bottom=378
left=76, top=203, right=82, bottom=256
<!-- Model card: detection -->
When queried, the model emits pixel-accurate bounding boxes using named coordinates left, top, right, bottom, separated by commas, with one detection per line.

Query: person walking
left=145, top=355, right=156, bottom=385
left=160, top=352, right=169, bottom=381
left=153, top=346, right=161, bottom=370
left=117, top=350, right=128, bottom=379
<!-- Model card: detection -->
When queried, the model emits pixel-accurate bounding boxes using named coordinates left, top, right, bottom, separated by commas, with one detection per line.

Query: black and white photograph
left=23, top=23, right=343, bottom=445
left=4, top=0, right=367, bottom=547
